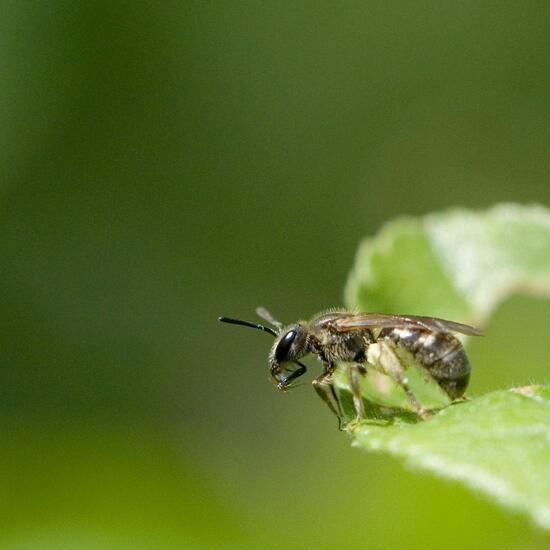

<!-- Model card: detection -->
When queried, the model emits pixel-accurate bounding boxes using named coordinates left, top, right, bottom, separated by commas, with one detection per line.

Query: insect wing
left=334, top=313, right=483, bottom=336
left=417, top=316, right=484, bottom=336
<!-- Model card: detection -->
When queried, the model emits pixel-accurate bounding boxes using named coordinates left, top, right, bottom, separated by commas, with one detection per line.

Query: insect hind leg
left=349, top=364, right=367, bottom=420
left=367, top=341, right=430, bottom=420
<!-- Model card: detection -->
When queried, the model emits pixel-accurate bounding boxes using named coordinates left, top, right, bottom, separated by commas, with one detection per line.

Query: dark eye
left=275, top=330, right=297, bottom=362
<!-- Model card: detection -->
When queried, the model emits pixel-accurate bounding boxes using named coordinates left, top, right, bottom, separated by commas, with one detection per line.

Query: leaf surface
left=345, top=203, right=550, bottom=323
left=345, top=386, right=550, bottom=530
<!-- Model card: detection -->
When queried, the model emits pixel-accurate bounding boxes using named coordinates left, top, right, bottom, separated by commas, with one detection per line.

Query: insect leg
left=368, top=341, right=430, bottom=419
left=349, top=364, right=367, bottom=419
left=312, top=367, right=342, bottom=421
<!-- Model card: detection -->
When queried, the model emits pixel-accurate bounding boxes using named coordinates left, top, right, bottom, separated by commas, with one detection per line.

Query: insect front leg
left=312, top=365, right=344, bottom=427
left=367, top=341, right=430, bottom=420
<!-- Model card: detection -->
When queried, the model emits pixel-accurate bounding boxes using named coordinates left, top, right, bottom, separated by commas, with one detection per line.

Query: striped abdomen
left=378, top=327, right=471, bottom=399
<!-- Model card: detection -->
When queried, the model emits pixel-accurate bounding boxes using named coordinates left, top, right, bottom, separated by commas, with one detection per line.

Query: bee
left=219, top=308, right=482, bottom=422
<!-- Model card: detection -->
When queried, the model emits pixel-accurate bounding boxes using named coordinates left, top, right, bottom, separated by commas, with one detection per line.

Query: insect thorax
left=308, top=328, right=374, bottom=364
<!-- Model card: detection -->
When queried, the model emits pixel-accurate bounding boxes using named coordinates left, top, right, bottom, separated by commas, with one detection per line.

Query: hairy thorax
left=308, top=327, right=374, bottom=364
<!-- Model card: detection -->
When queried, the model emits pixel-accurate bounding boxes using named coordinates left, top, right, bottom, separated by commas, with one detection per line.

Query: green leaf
left=347, top=385, right=550, bottom=530
left=345, top=203, right=550, bottom=324
left=340, top=203, right=550, bottom=529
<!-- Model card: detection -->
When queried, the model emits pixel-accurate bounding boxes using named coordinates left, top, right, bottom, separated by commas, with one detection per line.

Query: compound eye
left=274, top=330, right=297, bottom=362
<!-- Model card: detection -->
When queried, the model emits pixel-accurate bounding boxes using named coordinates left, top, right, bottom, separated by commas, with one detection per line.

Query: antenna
left=218, top=316, right=278, bottom=337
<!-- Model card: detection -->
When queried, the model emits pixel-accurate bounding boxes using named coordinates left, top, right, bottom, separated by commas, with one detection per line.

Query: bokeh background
left=1, top=2, right=550, bottom=548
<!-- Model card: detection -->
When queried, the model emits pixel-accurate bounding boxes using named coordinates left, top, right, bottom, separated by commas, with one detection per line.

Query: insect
left=219, top=308, right=482, bottom=422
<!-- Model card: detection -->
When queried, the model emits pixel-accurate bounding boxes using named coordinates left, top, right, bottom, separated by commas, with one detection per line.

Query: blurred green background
left=1, top=2, right=550, bottom=548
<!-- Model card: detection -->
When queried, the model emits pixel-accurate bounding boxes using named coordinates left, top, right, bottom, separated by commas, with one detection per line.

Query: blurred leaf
left=339, top=203, right=550, bottom=529
left=345, top=203, right=550, bottom=324
left=347, top=385, right=550, bottom=530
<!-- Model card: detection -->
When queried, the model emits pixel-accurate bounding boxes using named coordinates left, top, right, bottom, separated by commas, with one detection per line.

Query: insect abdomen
left=378, top=328, right=471, bottom=399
